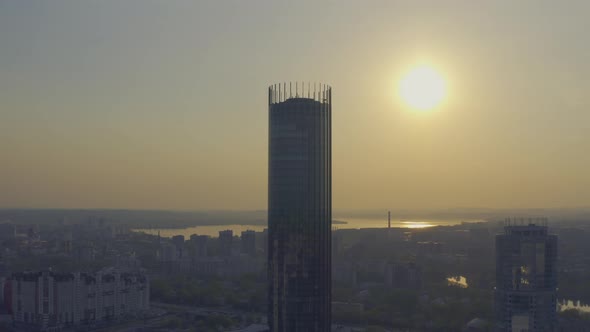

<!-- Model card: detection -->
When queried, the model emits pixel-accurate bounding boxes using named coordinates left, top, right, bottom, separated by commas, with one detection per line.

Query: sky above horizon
left=1, top=1, right=590, bottom=210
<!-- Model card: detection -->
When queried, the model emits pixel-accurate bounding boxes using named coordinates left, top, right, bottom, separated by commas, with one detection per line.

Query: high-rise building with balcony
left=495, top=219, right=558, bottom=332
left=190, top=234, right=209, bottom=258
left=219, top=230, right=233, bottom=256
left=241, top=230, right=256, bottom=256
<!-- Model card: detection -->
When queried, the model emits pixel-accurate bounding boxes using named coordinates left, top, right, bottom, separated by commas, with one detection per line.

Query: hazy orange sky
left=1, top=1, right=590, bottom=210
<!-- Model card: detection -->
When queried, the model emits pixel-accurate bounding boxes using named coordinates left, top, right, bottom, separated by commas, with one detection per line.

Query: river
left=133, top=218, right=480, bottom=238
left=559, top=299, right=590, bottom=313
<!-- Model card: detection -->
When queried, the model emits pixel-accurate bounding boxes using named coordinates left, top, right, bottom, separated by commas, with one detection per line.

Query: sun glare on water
left=398, top=66, right=447, bottom=111
left=402, top=221, right=435, bottom=229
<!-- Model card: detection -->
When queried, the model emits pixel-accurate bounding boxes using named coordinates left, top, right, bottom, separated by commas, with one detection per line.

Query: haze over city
left=4, top=2, right=590, bottom=332
left=3, top=1, right=590, bottom=211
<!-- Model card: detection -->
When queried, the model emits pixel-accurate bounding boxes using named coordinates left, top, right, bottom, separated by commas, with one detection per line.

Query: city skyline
left=2, top=2, right=590, bottom=332
left=3, top=1, right=590, bottom=211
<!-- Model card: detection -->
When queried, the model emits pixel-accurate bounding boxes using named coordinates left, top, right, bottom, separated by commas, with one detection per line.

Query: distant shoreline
left=3, top=208, right=590, bottom=230
left=132, top=219, right=349, bottom=230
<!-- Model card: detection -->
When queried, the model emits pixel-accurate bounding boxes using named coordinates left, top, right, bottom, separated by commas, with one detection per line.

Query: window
left=43, top=277, right=49, bottom=297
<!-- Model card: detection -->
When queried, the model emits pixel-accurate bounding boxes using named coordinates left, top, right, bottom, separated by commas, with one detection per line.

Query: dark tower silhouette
left=388, top=211, right=391, bottom=229
left=268, top=83, right=332, bottom=332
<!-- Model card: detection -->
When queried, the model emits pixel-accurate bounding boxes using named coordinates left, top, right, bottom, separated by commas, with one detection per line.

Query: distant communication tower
left=388, top=211, right=391, bottom=229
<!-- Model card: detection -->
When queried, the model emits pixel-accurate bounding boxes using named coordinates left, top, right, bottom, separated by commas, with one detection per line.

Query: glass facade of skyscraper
left=268, top=83, right=332, bottom=332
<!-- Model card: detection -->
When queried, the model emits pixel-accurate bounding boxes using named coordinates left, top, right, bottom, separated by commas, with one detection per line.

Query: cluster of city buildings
left=1, top=268, right=149, bottom=331
left=0, top=218, right=129, bottom=267
left=0, top=217, right=153, bottom=331
left=157, top=229, right=266, bottom=277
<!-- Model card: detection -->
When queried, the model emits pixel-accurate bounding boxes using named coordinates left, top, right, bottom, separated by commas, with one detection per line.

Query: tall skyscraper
left=495, top=219, right=558, bottom=332
left=268, top=83, right=332, bottom=332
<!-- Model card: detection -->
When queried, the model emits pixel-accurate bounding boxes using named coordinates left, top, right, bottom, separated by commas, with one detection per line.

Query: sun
left=398, top=66, right=447, bottom=111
